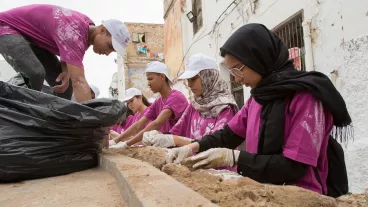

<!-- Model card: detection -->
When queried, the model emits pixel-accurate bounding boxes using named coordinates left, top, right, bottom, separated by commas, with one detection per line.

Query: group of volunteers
left=1, top=4, right=352, bottom=197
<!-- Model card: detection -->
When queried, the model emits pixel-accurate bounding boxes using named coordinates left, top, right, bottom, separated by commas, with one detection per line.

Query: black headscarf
left=220, top=23, right=352, bottom=154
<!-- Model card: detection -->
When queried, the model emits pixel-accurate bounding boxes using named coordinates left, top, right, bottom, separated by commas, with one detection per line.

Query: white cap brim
left=178, top=70, right=200, bottom=80
left=123, top=95, right=135, bottom=102
left=112, top=37, right=125, bottom=56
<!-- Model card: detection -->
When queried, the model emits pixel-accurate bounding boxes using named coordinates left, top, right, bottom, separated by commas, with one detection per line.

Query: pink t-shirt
left=0, top=4, right=94, bottom=69
left=111, top=109, right=149, bottom=134
left=228, top=92, right=333, bottom=194
left=170, top=105, right=236, bottom=139
left=144, top=90, right=188, bottom=132
left=170, top=104, right=237, bottom=172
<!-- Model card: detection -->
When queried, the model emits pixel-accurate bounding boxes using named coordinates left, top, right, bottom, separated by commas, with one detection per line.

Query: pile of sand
left=109, top=146, right=167, bottom=168
left=109, top=146, right=368, bottom=207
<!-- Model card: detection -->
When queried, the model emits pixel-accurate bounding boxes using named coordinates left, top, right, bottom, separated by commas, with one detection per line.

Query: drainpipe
left=117, top=55, right=125, bottom=100
left=302, top=20, right=315, bottom=71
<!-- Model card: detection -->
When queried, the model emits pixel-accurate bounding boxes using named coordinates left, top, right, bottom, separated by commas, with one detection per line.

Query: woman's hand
left=183, top=148, right=240, bottom=169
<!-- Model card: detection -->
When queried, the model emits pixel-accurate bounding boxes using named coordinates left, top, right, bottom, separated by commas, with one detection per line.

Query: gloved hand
left=183, top=148, right=240, bottom=169
left=109, top=141, right=129, bottom=149
left=166, top=146, right=193, bottom=164
left=109, top=139, right=117, bottom=146
left=142, top=130, right=161, bottom=146
left=143, top=133, right=175, bottom=148
left=109, top=130, right=120, bottom=139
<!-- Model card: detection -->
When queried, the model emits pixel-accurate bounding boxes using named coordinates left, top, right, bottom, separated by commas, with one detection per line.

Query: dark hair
left=136, top=95, right=151, bottom=107
left=118, top=107, right=133, bottom=126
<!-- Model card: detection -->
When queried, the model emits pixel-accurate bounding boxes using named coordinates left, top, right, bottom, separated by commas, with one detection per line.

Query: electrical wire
left=173, top=0, right=239, bottom=80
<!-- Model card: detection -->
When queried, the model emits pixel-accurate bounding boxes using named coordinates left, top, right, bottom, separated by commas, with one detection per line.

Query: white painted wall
left=179, top=0, right=368, bottom=193
left=0, top=57, right=16, bottom=82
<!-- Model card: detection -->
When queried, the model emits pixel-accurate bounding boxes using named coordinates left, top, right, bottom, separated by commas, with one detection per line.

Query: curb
left=99, top=151, right=218, bottom=207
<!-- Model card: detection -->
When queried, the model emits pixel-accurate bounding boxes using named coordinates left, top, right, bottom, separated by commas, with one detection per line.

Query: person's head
left=123, top=88, right=150, bottom=113
left=90, top=85, right=100, bottom=99
left=220, top=23, right=291, bottom=88
left=145, top=61, right=173, bottom=93
left=92, top=19, right=130, bottom=56
left=178, top=53, right=218, bottom=97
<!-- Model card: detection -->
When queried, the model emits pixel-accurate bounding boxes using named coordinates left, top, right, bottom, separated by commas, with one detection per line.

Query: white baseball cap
left=102, top=19, right=130, bottom=56
left=90, top=85, right=100, bottom=98
left=178, top=53, right=218, bottom=80
left=123, top=88, right=142, bottom=102
left=145, top=61, right=173, bottom=85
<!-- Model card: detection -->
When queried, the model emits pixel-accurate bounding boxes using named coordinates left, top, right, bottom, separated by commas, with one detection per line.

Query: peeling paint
left=174, top=0, right=368, bottom=193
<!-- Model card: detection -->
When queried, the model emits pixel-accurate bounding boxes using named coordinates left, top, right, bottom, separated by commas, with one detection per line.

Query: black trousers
left=0, top=34, right=73, bottom=100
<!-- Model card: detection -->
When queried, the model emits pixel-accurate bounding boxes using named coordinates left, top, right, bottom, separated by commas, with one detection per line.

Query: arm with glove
left=142, top=130, right=194, bottom=148
left=166, top=125, right=307, bottom=184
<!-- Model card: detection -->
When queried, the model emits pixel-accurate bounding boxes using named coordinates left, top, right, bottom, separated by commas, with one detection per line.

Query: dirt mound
left=109, top=146, right=367, bottom=207
left=109, top=146, right=167, bottom=169
left=336, top=193, right=368, bottom=207
left=162, top=163, right=336, bottom=207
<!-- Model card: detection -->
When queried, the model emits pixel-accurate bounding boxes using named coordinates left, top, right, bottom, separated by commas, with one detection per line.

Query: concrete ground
left=0, top=168, right=126, bottom=207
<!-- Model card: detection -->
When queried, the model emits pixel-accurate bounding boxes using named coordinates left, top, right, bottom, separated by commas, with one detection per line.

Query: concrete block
left=99, top=151, right=217, bottom=207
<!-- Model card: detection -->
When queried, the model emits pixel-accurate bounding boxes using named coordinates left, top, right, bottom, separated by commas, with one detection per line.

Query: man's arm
left=113, top=117, right=150, bottom=143
left=67, top=63, right=91, bottom=102
left=126, top=109, right=173, bottom=146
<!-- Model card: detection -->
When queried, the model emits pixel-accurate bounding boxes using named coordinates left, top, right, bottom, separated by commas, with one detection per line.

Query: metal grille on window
left=273, top=13, right=305, bottom=71
left=192, top=0, right=203, bottom=34
left=230, top=75, right=244, bottom=108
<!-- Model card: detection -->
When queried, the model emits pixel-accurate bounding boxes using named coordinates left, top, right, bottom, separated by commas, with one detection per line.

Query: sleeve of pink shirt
left=143, top=101, right=158, bottom=121
left=169, top=105, right=191, bottom=136
left=227, top=98, right=251, bottom=138
left=282, top=92, right=333, bottom=167
left=162, top=92, right=188, bottom=120
left=122, top=115, right=134, bottom=131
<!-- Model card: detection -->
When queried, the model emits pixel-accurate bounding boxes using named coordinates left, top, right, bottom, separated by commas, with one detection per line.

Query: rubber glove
left=109, top=130, right=120, bottom=139
left=109, top=141, right=129, bottom=149
left=109, top=139, right=117, bottom=146
left=183, top=148, right=240, bottom=169
left=166, top=146, right=193, bottom=164
left=143, top=133, right=193, bottom=148
left=142, top=130, right=161, bottom=146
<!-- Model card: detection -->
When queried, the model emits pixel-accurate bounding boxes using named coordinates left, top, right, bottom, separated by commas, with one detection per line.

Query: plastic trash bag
left=0, top=81, right=126, bottom=182
left=7, top=72, right=54, bottom=94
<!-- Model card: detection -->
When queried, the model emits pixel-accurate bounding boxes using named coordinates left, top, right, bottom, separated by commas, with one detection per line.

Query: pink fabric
left=110, top=115, right=133, bottom=134
left=170, top=105, right=236, bottom=139
left=144, top=90, right=188, bottom=132
left=228, top=92, right=333, bottom=194
left=0, top=4, right=94, bottom=69
left=110, top=109, right=149, bottom=134
left=170, top=104, right=237, bottom=172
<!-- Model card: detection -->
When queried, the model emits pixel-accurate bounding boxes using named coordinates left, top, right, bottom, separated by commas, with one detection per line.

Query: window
left=230, top=75, right=244, bottom=108
left=132, top=32, right=146, bottom=43
left=273, top=13, right=305, bottom=71
left=219, top=60, right=244, bottom=108
left=192, top=0, right=203, bottom=34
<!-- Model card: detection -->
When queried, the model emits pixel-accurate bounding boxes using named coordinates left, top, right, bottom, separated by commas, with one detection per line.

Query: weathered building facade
left=164, top=0, right=368, bottom=193
left=111, top=22, right=164, bottom=99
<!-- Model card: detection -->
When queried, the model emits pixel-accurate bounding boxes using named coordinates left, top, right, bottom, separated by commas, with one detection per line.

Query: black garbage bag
left=0, top=81, right=126, bottom=182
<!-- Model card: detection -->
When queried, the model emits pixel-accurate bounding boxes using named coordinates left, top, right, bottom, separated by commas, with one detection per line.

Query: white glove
left=109, top=139, right=117, bottom=146
left=142, top=130, right=161, bottom=146
left=183, top=148, right=240, bottom=169
left=143, top=134, right=175, bottom=148
left=109, top=130, right=120, bottom=139
left=166, top=146, right=193, bottom=164
left=109, top=141, right=129, bottom=149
